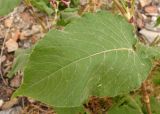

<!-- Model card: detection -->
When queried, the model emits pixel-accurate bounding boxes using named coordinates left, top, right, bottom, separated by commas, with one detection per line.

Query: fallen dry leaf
left=144, top=5, right=158, bottom=13
left=5, top=39, right=18, bottom=52
left=140, top=29, right=160, bottom=43
left=0, top=106, right=22, bottom=114
left=0, top=56, right=6, bottom=63
left=10, top=75, right=22, bottom=88
left=1, top=98, right=18, bottom=110
left=139, top=0, right=151, bottom=7
left=12, top=30, right=20, bottom=41
left=0, top=99, right=4, bottom=108
left=20, top=12, right=34, bottom=23
left=4, top=18, right=13, bottom=28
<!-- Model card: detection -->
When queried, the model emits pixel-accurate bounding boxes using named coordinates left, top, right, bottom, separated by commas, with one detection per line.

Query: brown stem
left=113, top=0, right=126, bottom=15
left=0, top=20, right=13, bottom=85
left=89, top=0, right=96, bottom=12
left=24, top=0, right=47, bottom=32
left=141, top=82, right=152, bottom=114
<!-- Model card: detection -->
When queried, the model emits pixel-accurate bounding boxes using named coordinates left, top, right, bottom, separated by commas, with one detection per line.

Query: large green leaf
left=0, top=0, right=21, bottom=16
left=13, top=12, right=155, bottom=114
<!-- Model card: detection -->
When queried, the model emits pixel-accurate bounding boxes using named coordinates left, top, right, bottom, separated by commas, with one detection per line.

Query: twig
left=28, top=8, right=47, bottom=32
left=23, top=0, right=47, bottom=32
left=113, top=0, right=126, bottom=15
left=0, top=17, right=13, bottom=85
left=141, top=61, right=160, bottom=114
left=141, top=81, right=152, bottom=114
left=30, top=104, right=49, bottom=113
left=21, top=97, right=25, bottom=109
left=0, top=28, right=10, bottom=85
left=45, top=16, right=51, bottom=31
left=89, top=0, right=96, bottom=12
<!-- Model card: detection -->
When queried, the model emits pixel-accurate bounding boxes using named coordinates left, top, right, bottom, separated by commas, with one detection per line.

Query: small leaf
left=70, top=0, right=79, bottom=7
left=136, top=43, right=160, bottom=61
left=150, top=97, right=160, bottom=114
left=152, top=67, right=160, bottom=85
left=0, top=0, right=21, bottom=16
left=141, top=96, right=160, bottom=114
left=8, top=48, right=32, bottom=78
left=31, top=0, right=54, bottom=15
left=58, top=8, right=80, bottom=26
left=155, top=16, right=160, bottom=27
left=108, top=95, right=160, bottom=114
left=13, top=11, right=156, bottom=113
left=108, top=96, right=143, bottom=114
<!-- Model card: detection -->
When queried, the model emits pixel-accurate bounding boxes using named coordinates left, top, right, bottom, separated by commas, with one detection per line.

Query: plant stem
left=24, top=0, right=47, bottom=32
left=113, top=0, right=126, bottom=16
left=0, top=18, right=13, bottom=85
left=141, top=82, right=152, bottom=114
left=129, top=96, right=144, bottom=114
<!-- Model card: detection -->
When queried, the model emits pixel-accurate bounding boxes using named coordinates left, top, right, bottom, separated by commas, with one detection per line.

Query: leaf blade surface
left=13, top=12, right=152, bottom=113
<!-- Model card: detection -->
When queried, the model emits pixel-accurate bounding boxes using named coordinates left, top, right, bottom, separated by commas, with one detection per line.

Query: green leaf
left=13, top=11, right=154, bottom=113
left=150, top=97, right=160, bottom=114
left=141, top=96, right=160, bottom=114
left=155, top=16, right=160, bottom=27
left=136, top=43, right=160, bottom=60
left=0, top=0, right=21, bottom=16
left=58, top=8, right=80, bottom=26
left=70, top=0, right=79, bottom=7
left=152, top=67, right=160, bottom=85
left=109, top=95, right=160, bottom=114
left=108, top=95, right=160, bottom=114
left=108, top=106, right=142, bottom=114
left=8, top=48, right=32, bottom=78
left=108, top=96, right=143, bottom=114
left=31, top=0, right=54, bottom=15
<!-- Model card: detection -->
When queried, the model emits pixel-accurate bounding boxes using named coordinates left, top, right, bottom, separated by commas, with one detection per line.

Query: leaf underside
left=13, top=12, right=152, bottom=114
left=8, top=48, right=32, bottom=78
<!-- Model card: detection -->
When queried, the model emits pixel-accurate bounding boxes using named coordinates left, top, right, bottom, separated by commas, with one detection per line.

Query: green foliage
left=155, top=16, right=160, bottom=27
left=108, top=96, right=143, bottom=114
left=8, top=48, right=32, bottom=78
left=1, top=0, right=159, bottom=114
left=149, top=97, right=160, bottom=114
left=29, top=0, right=79, bottom=16
left=0, top=0, right=21, bottom=16
left=152, top=67, right=160, bottom=85
left=138, top=96, right=160, bottom=114
left=58, top=8, right=80, bottom=26
left=12, top=11, right=160, bottom=114
left=108, top=95, right=160, bottom=114
left=135, top=43, right=160, bottom=60
left=70, top=0, right=79, bottom=7
left=30, top=0, right=54, bottom=15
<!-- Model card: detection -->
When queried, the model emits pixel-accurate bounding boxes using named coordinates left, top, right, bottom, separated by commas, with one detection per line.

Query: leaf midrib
left=25, top=48, right=134, bottom=89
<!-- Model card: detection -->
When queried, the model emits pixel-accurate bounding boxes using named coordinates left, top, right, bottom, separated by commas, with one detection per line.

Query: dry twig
left=141, top=82, right=152, bottom=114
left=0, top=17, right=13, bottom=85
